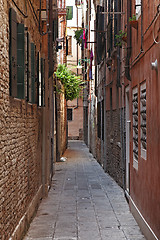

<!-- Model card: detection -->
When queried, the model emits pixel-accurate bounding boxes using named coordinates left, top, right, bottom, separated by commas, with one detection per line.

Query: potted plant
left=129, top=15, right=138, bottom=29
left=73, top=29, right=83, bottom=46
left=115, top=30, right=127, bottom=46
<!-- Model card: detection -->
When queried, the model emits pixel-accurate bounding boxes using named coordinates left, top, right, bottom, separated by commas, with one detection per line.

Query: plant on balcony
left=129, top=14, right=138, bottom=29
left=73, top=29, right=83, bottom=46
left=54, top=64, right=84, bottom=101
left=115, top=30, right=127, bottom=46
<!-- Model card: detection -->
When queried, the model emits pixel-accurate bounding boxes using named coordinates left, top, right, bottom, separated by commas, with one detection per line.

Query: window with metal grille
left=67, top=108, right=73, bottom=121
left=140, top=82, right=146, bottom=160
left=107, top=0, right=118, bottom=56
left=135, top=0, right=141, bottom=18
left=132, top=87, right=138, bottom=169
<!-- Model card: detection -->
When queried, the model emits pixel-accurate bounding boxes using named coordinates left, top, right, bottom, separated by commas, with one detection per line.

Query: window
left=17, top=23, right=25, bottom=99
left=135, top=0, right=141, bottom=18
left=25, top=31, right=29, bottom=101
left=37, top=52, right=45, bottom=107
left=9, top=8, right=45, bottom=106
left=9, top=8, right=25, bottom=99
left=30, top=43, right=36, bottom=103
left=132, top=87, right=138, bottom=169
left=67, top=108, right=73, bottom=121
left=66, top=6, right=73, bottom=20
left=68, top=36, right=72, bottom=55
left=140, top=82, right=146, bottom=160
left=107, top=0, right=118, bottom=56
left=75, top=0, right=81, bottom=6
left=96, top=5, right=105, bottom=64
left=41, top=58, right=45, bottom=107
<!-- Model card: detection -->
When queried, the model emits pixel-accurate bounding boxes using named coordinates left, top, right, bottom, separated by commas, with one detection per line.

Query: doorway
left=125, top=86, right=130, bottom=195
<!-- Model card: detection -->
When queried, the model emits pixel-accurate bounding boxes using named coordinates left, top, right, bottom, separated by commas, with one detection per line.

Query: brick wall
left=105, top=109, right=124, bottom=187
left=56, top=80, right=67, bottom=158
left=0, top=0, right=55, bottom=239
left=0, top=101, right=43, bottom=239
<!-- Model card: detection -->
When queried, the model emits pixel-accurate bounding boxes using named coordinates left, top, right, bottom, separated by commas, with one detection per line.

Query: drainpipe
left=39, top=0, right=41, bottom=32
left=122, top=0, right=132, bottom=190
left=117, top=0, right=121, bottom=87
left=125, top=0, right=132, bottom=81
left=103, top=0, right=107, bottom=171
left=140, top=0, right=143, bottom=52
left=42, top=107, right=46, bottom=196
left=76, top=3, right=79, bottom=110
left=55, top=87, right=60, bottom=162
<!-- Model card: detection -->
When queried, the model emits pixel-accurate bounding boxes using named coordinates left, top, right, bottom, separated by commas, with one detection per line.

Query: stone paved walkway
left=24, top=141, right=146, bottom=240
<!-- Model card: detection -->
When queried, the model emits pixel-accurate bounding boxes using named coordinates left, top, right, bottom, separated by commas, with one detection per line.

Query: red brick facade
left=0, top=0, right=57, bottom=239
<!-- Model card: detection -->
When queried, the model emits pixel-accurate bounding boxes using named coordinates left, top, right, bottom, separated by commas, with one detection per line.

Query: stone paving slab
left=24, top=141, right=146, bottom=240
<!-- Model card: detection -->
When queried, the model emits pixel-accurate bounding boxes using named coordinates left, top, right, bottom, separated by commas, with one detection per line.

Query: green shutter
left=37, top=52, right=40, bottom=106
left=31, top=43, right=35, bottom=103
left=41, top=58, right=43, bottom=107
left=66, top=6, right=73, bottom=20
left=17, top=23, right=25, bottom=99
left=27, top=32, right=30, bottom=101
left=9, top=8, right=17, bottom=97
left=53, top=19, right=58, bottom=42
left=41, top=58, right=45, bottom=107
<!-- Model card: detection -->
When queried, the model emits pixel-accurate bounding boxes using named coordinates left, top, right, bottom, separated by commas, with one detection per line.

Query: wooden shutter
left=66, top=37, right=68, bottom=56
left=66, top=6, right=73, bottom=20
left=68, top=36, right=72, bottom=55
left=53, top=19, right=58, bottom=42
left=27, top=32, right=31, bottom=101
left=37, top=52, right=39, bottom=106
left=48, top=0, right=54, bottom=77
left=17, top=23, right=25, bottom=99
left=9, top=8, right=17, bottom=97
left=41, top=58, right=45, bottom=107
left=31, top=43, right=35, bottom=103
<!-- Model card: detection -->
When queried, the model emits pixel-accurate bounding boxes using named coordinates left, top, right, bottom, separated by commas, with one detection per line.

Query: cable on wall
left=11, top=0, right=28, bottom=18
left=153, top=5, right=160, bottom=44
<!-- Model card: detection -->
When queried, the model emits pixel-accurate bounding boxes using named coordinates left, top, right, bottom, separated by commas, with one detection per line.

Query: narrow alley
left=24, top=141, right=145, bottom=240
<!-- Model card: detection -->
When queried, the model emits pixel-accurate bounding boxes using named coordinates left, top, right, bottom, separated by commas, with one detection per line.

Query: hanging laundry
left=85, top=29, right=88, bottom=48
left=89, top=48, right=93, bottom=80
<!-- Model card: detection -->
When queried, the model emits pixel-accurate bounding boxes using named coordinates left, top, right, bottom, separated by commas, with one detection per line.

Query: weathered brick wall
left=105, top=109, right=124, bottom=187
left=0, top=0, right=54, bottom=239
left=96, top=137, right=101, bottom=164
left=0, top=101, right=42, bottom=239
left=56, top=81, right=67, bottom=158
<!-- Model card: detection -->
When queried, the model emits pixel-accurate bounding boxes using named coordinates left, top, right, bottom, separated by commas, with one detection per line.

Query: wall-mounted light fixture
left=151, top=59, right=158, bottom=72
